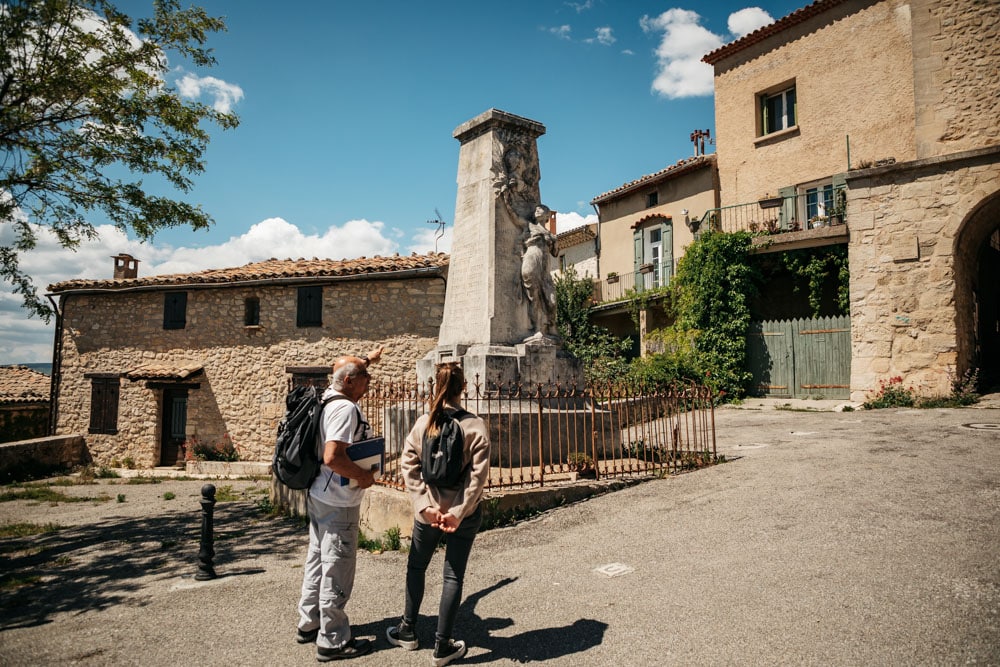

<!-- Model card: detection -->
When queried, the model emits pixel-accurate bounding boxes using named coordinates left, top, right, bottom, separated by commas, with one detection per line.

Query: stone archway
left=953, top=191, right=1000, bottom=391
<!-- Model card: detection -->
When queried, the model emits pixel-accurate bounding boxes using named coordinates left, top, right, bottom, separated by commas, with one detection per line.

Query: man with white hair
left=296, top=346, right=383, bottom=661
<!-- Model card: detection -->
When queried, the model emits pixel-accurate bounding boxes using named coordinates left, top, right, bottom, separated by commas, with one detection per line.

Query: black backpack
left=421, top=409, right=471, bottom=489
left=273, top=386, right=339, bottom=490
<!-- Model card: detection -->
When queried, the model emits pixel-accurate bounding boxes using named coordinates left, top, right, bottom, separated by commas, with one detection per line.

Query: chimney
left=112, top=254, right=139, bottom=279
left=548, top=210, right=558, bottom=236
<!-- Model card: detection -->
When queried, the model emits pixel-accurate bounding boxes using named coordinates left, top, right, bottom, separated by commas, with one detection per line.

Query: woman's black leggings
left=404, top=505, right=483, bottom=642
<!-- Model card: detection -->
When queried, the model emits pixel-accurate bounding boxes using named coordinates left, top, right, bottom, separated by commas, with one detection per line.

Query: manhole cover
left=961, top=423, right=1000, bottom=431
left=594, top=563, right=634, bottom=578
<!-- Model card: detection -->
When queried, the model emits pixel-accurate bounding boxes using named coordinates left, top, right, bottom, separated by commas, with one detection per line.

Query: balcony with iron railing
left=692, top=185, right=848, bottom=237
left=592, top=262, right=673, bottom=306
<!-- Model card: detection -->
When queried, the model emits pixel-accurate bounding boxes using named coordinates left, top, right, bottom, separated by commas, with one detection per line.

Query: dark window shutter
left=245, top=297, right=260, bottom=326
left=89, top=377, right=120, bottom=434
left=297, top=286, right=323, bottom=327
left=164, top=292, right=187, bottom=330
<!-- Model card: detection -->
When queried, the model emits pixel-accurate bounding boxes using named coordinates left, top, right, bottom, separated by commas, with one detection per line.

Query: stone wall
left=0, top=435, right=88, bottom=482
left=912, top=0, right=1000, bottom=159
left=0, top=404, right=49, bottom=443
left=846, top=147, right=1000, bottom=400
left=54, top=276, right=445, bottom=466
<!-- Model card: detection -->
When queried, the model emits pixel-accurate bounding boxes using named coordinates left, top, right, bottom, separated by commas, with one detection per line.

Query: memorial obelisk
left=418, top=109, right=582, bottom=386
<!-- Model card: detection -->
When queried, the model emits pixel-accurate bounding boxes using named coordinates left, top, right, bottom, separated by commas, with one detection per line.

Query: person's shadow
left=363, top=577, right=608, bottom=663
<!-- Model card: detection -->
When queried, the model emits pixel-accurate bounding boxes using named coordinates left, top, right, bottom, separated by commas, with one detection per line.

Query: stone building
left=703, top=0, right=1000, bottom=399
left=588, top=153, right=720, bottom=356
left=47, top=253, right=448, bottom=467
left=0, top=365, right=51, bottom=443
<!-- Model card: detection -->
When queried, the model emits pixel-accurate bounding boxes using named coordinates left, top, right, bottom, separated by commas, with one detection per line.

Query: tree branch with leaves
left=0, top=0, right=239, bottom=319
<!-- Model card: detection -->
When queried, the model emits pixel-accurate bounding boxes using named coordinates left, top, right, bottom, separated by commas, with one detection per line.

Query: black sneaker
left=296, top=627, right=318, bottom=644
left=386, top=621, right=418, bottom=650
left=316, top=638, right=372, bottom=662
left=432, top=639, right=467, bottom=666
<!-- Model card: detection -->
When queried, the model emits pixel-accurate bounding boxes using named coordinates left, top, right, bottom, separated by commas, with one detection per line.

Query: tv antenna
left=426, top=208, right=447, bottom=252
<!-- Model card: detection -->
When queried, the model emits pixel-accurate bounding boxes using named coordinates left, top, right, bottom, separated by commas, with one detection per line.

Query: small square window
left=163, top=292, right=187, bottom=330
left=760, top=85, right=796, bottom=136
left=244, top=297, right=260, bottom=326
left=646, top=192, right=659, bottom=208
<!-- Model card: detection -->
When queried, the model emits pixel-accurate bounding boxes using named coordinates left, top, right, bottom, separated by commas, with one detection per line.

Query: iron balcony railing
left=694, top=185, right=848, bottom=236
left=593, top=263, right=673, bottom=304
left=359, top=377, right=717, bottom=491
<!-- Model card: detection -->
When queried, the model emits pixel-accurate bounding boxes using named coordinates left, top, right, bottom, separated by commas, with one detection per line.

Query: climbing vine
left=666, top=230, right=760, bottom=397
left=779, top=246, right=850, bottom=317
left=554, top=266, right=631, bottom=381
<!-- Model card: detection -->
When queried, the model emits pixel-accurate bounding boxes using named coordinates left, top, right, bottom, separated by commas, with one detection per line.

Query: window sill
left=754, top=125, right=800, bottom=147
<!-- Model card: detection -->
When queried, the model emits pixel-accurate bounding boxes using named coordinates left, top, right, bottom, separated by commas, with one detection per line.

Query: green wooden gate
left=747, top=316, right=851, bottom=399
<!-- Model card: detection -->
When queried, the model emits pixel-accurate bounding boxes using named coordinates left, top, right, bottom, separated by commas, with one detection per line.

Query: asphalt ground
left=1, top=402, right=998, bottom=666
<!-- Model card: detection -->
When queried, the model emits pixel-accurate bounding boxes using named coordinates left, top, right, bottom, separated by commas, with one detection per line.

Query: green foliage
left=0, top=0, right=239, bottom=318
left=116, top=493, right=126, bottom=502
left=667, top=231, right=760, bottom=397
left=480, top=497, right=542, bottom=531
left=779, top=246, right=850, bottom=317
left=0, top=486, right=108, bottom=503
left=629, top=327, right=704, bottom=387
left=358, top=526, right=403, bottom=552
left=555, top=266, right=631, bottom=381
left=213, top=484, right=240, bottom=501
left=0, top=522, right=61, bottom=538
left=866, top=369, right=981, bottom=409
left=187, top=434, right=241, bottom=461
left=162, top=492, right=175, bottom=500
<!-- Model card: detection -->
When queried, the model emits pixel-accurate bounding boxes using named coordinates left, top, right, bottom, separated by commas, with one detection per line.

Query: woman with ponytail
left=387, top=362, right=490, bottom=666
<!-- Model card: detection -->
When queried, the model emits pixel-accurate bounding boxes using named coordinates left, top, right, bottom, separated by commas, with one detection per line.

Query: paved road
left=1, top=405, right=998, bottom=665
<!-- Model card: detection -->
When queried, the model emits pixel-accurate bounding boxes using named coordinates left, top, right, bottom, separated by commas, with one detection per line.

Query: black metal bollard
left=194, top=483, right=217, bottom=580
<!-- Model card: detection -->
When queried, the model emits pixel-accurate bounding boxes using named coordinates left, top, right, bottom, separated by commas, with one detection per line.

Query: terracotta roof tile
left=556, top=224, right=597, bottom=251
left=591, top=155, right=715, bottom=205
left=702, top=0, right=849, bottom=65
left=0, top=366, right=50, bottom=403
left=124, top=362, right=204, bottom=381
left=48, top=252, right=449, bottom=293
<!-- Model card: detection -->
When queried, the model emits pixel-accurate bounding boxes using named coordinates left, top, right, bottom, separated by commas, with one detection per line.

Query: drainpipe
left=45, top=293, right=63, bottom=437
left=591, top=202, right=602, bottom=279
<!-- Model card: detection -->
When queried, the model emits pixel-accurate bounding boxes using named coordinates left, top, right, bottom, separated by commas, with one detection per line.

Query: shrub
left=863, top=377, right=916, bottom=409
left=186, top=434, right=241, bottom=462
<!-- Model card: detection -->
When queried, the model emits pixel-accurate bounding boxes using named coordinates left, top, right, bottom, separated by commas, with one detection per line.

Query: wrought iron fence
left=593, top=264, right=674, bottom=304
left=360, top=377, right=717, bottom=492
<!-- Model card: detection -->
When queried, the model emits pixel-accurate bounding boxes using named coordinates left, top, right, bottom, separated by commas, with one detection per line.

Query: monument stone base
left=417, top=340, right=584, bottom=388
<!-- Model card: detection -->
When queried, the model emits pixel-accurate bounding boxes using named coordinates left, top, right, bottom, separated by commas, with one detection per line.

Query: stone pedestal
left=418, top=340, right=583, bottom=388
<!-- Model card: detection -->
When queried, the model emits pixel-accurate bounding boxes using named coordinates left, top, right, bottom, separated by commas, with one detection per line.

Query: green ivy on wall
left=778, top=245, right=850, bottom=317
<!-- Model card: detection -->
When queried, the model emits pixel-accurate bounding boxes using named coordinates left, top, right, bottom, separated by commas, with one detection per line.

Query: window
left=646, top=191, right=659, bottom=208
left=760, top=86, right=796, bottom=135
left=244, top=297, right=260, bottom=326
left=163, top=292, right=187, bottom=330
left=633, top=219, right=673, bottom=290
left=297, top=286, right=322, bottom=327
left=88, top=375, right=120, bottom=434
left=805, top=184, right=835, bottom=221
left=559, top=254, right=567, bottom=272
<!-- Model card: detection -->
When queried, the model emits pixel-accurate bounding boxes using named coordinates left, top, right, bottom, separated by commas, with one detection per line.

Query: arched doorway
left=954, top=192, right=1000, bottom=392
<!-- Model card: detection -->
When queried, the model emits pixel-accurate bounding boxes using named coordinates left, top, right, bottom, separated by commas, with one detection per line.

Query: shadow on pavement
left=0, top=502, right=305, bottom=631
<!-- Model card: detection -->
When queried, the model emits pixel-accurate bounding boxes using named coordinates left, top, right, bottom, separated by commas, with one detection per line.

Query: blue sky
left=1, top=0, right=806, bottom=363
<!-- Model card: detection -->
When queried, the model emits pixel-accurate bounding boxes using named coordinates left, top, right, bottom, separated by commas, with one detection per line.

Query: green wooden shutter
left=661, top=220, right=673, bottom=285
left=633, top=227, right=644, bottom=290
left=778, top=186, right=797, bottom=230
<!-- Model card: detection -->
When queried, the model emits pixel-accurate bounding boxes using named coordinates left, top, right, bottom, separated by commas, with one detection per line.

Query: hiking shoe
left=316, top=638, right=372, bottom=662
left=296, top=627, right=318, bottom=644
left=432, top=639, right=467, bottom=666
left=386, top=621, right=419, bottom=650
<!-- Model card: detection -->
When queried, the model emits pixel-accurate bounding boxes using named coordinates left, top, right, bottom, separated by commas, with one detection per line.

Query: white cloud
left=549, top=25, right=572, bottom=40
left=407, top=226, right=453, bottom=255
left=640, top=7, right=772, bottom=99
left=0, top=216, right=401, bottom=363
left=585, top=26, right=616, bottom=46
left=175, top=73, right=244, bottom=113
left=728, top=7, right=774, bottom=38
left=565, top=0, right=594, bottom=12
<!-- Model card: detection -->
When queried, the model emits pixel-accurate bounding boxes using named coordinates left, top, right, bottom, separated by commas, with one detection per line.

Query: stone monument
left=417, top=109, right=583, bottom=387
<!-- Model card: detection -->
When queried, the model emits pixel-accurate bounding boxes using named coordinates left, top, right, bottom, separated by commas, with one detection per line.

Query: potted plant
left=606, top=272, right=619, bottom=284
left=829, top=190, right=847, bottom=225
